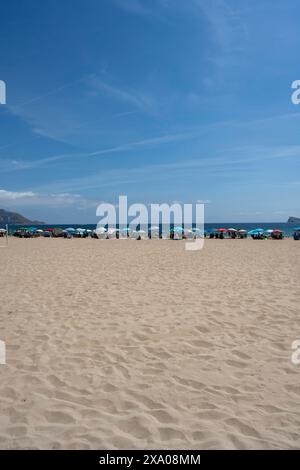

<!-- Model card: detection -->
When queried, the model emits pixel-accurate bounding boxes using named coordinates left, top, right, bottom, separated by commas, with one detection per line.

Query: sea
left=1, top=222, right=299, bottom=237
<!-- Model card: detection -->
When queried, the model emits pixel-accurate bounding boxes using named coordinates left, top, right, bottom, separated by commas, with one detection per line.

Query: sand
left=0, top=237, right=299, bottom=449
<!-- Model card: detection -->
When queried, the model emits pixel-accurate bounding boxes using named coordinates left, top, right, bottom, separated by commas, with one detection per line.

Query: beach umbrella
left=265, top=229, right=274, bottom=234
left=76, top=228, right=86, bottom=232
left=134, top=229, right=147, bottom=238
left=118, top=227, right=132, bottom=237
left=65, top=227, right=76, bottom=232
left=107, top=228, right=117, bottom=235
left=86, top=229, right=92, bottom=233
left=0, top=228, right=7, bottom=233
left=95, top=227, right=106, bottom=234
left=248, top=228, right=264, bottom=234
left=149, top=226, right=160, bottom=236
left=172, top=226, right=184, bottom=233
left=188, top=228, right=204, bottom=237
left=293, top=227, right=300, bottom=231
left=217, top=228, right=227, bottom=232
left=273, top=230, right=283, bottom=234
left=36, top=229, right=44, bottom=233
left=228, top=228, right=237, bottom=232
left=238, top=229, right=247, bottom=233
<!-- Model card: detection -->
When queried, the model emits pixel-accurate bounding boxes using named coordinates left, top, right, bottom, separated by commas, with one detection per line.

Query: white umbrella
left=134, top=229, right=147, bottom=239
left=95, top=227, right=106, bottom=234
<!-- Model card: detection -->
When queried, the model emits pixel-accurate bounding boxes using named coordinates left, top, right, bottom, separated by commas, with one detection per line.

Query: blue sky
left=0, top=0, right=300, bottom=223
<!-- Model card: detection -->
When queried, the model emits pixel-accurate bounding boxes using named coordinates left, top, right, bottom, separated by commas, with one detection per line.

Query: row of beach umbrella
left=9, top=225, right=300, bottom=238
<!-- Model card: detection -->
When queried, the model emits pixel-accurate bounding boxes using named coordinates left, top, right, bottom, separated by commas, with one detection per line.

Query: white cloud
left=31, top=143, right=300, bottom=195
left=88, top=76, right=158, bottom=115
left=0, top=189, right=36, bottom=200
left=113, top=0, right=149, bottom=15
left=0, top=131, right=192, bottom=173
left=0, top=189, right=97, bottom=208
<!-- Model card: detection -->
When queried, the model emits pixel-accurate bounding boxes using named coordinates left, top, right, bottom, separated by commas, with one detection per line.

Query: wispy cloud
left=0, top=189, right=36, bottom=200
left=2, top=108, right=300, bottom=174
left=8, top=74, right=94, bottom=113
left=3, top=72, right=159, bottom=148
left=86, top=132, right=191, bottom=157
left=112, top=0, right=248, bottom=59
left=0, top=131, right=192, bottom=173
left=88, top=76, right=158, bottom=115
left=31, top=143, right=300, bottom=195
left=112, top=0, right=151, bottom=16
left=0, top=153, right=80, bottom=172
left=0, top=189, right=97, bottom=208
left=112, top=0, right=175, bottom=18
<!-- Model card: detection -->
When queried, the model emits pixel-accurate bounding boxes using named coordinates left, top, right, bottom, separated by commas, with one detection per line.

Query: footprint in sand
left=159, top=427, right=185, bottom=441
left=173, top=376, right=206, bottom=391
left=285, top=384, right=300, bottom=396
left=44, top=410, right=76, bottom=425
left=150, top=409, right=177, bottom=424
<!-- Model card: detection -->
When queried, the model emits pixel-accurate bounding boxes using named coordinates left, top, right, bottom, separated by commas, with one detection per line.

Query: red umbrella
left=217, top=228, right=227, bottom=232
left=273, top=230, right=283, bottom=233
left=45, top=228, right=55, bottom=232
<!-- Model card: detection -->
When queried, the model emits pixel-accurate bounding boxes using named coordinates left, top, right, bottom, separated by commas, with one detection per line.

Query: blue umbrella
left=248, top=228, right=264, bottom=235
left=294, top=227, right=300, bottom=231
left=65, top=227, right=76, bottom=232
left=172, top=226, right=184, bottom=233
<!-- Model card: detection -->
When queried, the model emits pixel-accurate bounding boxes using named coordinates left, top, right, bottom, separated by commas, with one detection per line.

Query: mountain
left=287, top=216, right=300, bottom=225
left=0, top=209, right=45, bottom=225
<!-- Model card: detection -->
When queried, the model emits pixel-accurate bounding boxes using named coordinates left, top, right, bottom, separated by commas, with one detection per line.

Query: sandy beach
left=0, top=237, right=299, bottom=449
